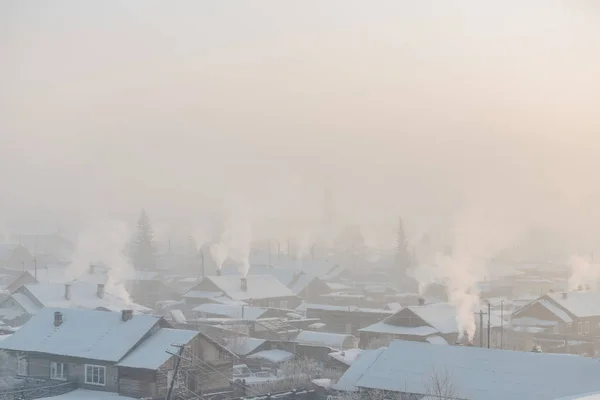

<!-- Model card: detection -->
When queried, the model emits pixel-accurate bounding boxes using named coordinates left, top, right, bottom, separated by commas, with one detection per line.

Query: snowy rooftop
left=332, top=348, right=386, bottom=391
left=295, top=330, right=357, bottom=349
left=247, top=349, right=294, bottom=364
left=288, top=274, right=316, bottom=295
left=117, top=328, right=198, bottom=370
left=547, top=292, right=600, bottom=318
left=226, top=337, right=266, bottom=356
left=406, top=302, right=460, bottom=334
left=192, top=303, right=268, bottom=320
left=296, top=303, right=393, bottom=314
left=207, top=275, right=296, bottom=301
left=0, top=308, right=162, bottom=362
left=328, top=348, right=363, bottom=366
left=359, top=321, right=438, bottom=337
left=555, top=393, right=600, bottom=400
left=351, top=340, right=600, bottom=399
left=20, top=282, right=149, bottom=313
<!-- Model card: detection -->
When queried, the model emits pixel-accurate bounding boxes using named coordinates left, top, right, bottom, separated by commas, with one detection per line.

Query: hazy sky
left=1, top=1, right=600, bottom=248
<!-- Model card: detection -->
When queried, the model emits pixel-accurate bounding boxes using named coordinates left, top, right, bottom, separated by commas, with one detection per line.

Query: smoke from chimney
left=54, top=311, right=63, bottom=327
left=241, top=277, right=248, bottom=291
left=64, top=284, right=71, bottom=300
left=97, top=283, right=105, bottom=298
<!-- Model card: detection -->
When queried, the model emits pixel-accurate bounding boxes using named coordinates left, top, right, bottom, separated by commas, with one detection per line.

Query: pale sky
left=1, top=1, right=600, bottom=249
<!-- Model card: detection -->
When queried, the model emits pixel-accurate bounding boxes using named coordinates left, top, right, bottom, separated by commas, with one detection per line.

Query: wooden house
left=0, top=308, right=234, bottom=398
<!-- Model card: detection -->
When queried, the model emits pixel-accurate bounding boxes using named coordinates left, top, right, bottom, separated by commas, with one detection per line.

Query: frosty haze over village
left=1, top=1, right=600, bottom=400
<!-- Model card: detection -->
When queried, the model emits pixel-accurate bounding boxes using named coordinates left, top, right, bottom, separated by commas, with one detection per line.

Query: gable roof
left=546, top=292, right=600, bottom=318
left=226, top=337, right=266, bottom=357
left=117, top=328, right=199, bottom=370
left=192, top=303, right=268, bottom=320
left=0, top=308, right=162, bottom=362
left=19, top=282, right=149, bottom=313
left=332, top=348, right=386, bottom=391
left=288, top=274, right=317, bottom=295
left=406, top=303, right=458, bottom=334
left=352, top=340, right=600, bottom=399
left=205, top=275, right=296, bottom=301
left=295, top=331, right=356, bottom=349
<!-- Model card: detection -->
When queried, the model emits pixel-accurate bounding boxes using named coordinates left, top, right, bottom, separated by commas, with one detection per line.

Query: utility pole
left=166, top=344, right=186, bottom=400
left=268, top=241, right=272, bottom=267
left=34, top=257, right=37, bottom=281
left=199, top=250, right=205, bottom=279
left=475, top=310, right=486, bottom=348
left=487, top=302, right=491, bottom=349
left=500, top=300, right=504, bottom=349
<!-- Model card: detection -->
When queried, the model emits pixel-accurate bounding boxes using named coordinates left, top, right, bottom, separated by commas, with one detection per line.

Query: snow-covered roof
left=351, top=340, right=600, bottom=399
left=406, top=302, right=459, bottom=334
left=117, top=328, right=198, bottom=370
left=247, top=349, right=294, bottom=364
left=295, top=331, right=357, bottom=349
left=425, top=335, right=448, bottom=345
left=38, top=389, right=137, bottom=400
left=332, top=348, right=386, bottom=391
left=288, top=274, right=316, bottom=295
left=547, top=292, right=600, bottom=318
left=10, top=291, right=41, bottom=314
left=226, top=337, right=266, bottom=357
left=0, top=308, right=162, bottom=362
left=384, top=302, right=403, bottom=312
left=207, top=275, right=296, bottom=301
left=296, top=303, right=393, bottom=314
left=328, top=348, right=363, bottom=366
left=183, top=290, right=220, bottom=299
left=192, top=303, right=268, bottom=320
left=359, top=321, right=438, bottom=337
left=21, top=282, right=149, bottom=313
left=169, top=309, right=187, bottom=324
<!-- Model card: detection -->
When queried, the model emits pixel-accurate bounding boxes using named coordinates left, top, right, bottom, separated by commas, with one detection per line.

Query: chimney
left=241, top=277, right=248, bottom=291
left=97, top=283, right=105, bottom=299
left=89, top=264, right=95, bottom=275
left=54, top=311, right=63, bottom=327
left=121, top=309, right=133, bottom=322
left=64, top=283, right=71, bottom=300
left=418, top=297, right=425, bottom=306
left=562, top=292, right=568, bottom=299
left=216, top=269, right=222, bottom=276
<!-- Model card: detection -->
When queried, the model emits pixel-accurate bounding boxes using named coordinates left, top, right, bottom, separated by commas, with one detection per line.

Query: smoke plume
left=210, top=242, right=228, bottom=272
left=568, top=254, right=599, bottom=291
left=67, top=220, right=134, bottom=303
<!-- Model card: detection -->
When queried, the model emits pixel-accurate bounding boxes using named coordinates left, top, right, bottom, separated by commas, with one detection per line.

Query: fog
left=1, top=0, right=600, bottom=255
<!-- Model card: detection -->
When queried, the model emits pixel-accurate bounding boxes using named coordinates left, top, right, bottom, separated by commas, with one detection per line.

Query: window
left=280, top=300, right=288, bottom=309
left=16, top=355, right=27, bottom=376
left=578, top=322, right=583, bottom=335
left=267, top=301, right=275, bottom=308
left=567, top=322, right=573, bottom=330
left=585, top=321, right=590, bottom=334
left=85, top=365, right=106, bottom=386
left=50, top=362, right=66, bottom=380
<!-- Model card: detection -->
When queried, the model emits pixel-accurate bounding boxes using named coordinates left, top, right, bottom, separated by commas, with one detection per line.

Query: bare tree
left=423, top=367, right=459, bottom=400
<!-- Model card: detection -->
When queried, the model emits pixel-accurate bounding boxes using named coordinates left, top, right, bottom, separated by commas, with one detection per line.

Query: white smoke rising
left=568, top=254, right=599, bottom=291
left=67, top=220, right=134, bottom=303
left=415, top=207, right=521, bottom=340
left=210, top=242, right=228, bottom=271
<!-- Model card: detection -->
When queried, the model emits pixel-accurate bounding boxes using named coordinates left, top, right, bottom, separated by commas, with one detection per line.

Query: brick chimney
left=121, top=309, right=133, bottom=322
left=97, top=283, right=105, bottom=298
left=216, top=269, right=222, bottom=276
left=64, top=283, right=71, bottom=300
left=418, top=297, right=425, bottom=306
left=54, top=311, right=63, bottom=327
left=240, top=277, right=248, bottom=291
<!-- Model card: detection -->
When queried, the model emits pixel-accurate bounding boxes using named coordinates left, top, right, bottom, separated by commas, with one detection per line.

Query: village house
left=0, top=308, right=235, bottom=398
left=511, top=291, right=600, bottom=354
left=10, top=232, right=75, bottom=262
left=333, top=339, right=600, bottom=400
left=0, top=268, right=37, bottom=298
left=125, top=270, right=180, bottom=308
left=326, top=348, right=363, bottom=375
left=182, top=275, right=301, bottom=310
left=0, top=281, right=149, bottom=326
left=358, top=302, right=459, bottom=348
left=295, top=303, right=393, bottom=336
